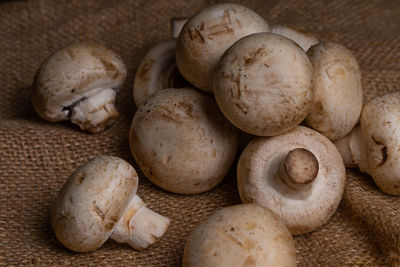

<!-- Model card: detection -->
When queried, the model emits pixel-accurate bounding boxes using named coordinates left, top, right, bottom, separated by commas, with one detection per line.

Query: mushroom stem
left=110, top=194, right=170, bottom=250
left=70, top=88, right=118, bottom=133
left=277, top=148, right=319, bottom=190
left=334, top=125, right=364, bottom=168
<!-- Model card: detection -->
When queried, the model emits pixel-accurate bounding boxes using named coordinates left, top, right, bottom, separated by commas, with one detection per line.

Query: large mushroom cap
left=176, top=3, right=270, bottom=93
left=237, top=126, right=346, bottom=234
left=52, top=156, right=137, bottom=252
left=32, top=42, right=127, bottom=132
left=360, top=92, right=400, bottom=195
left=214, top=32, right=313, bottom=136
left=182, top=204, right=296, bottom=267
left=306, top=42, right=363, bottom=141
left=130, top=88, right=238, bottom=194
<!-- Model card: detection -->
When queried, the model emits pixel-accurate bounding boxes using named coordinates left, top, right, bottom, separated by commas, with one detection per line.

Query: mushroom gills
left=110, top=194, right=170, bottom=250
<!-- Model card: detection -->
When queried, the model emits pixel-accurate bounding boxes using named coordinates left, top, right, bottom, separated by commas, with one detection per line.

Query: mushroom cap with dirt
left=214, top=32, right=314, bottom=136
left=335, top=92, right=400, bottom=195
left=237, top=126, right=346, bottom=235
left=133, top=39, right=188, bottom=107
left=305, top=42, right=363, bottom=141
left=271, top=24, right=319, bottom=51
left=130, top=88, right=238, bottom=194
left=182, top=204, right=296, bottom=267
left=176, top=3, right=270, bottom=93
left=52, top=156, right=170, bottom=252
left=32, top=42, right=127, bottom=133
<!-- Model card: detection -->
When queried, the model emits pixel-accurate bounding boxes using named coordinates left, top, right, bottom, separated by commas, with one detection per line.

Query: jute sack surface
left=0, top=0, right=399, bottom=266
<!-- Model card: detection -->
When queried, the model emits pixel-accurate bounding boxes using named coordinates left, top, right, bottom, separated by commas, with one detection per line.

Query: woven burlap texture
left=0, top=0, right=399, bottom=266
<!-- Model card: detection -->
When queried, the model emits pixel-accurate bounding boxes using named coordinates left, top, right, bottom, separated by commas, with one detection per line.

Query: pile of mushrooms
left=32, top=1, right=398, bottom=260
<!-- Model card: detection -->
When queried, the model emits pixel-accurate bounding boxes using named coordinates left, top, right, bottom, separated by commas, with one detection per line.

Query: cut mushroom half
left=335, top=92, right=400, bottom=195
left=133, top=39, right=188, bottom=107
left=32, top=42, right=127, bottom=133
left=238, top=126, right=346, bottom=235
left=52, top=156, right=170, bottom=252
left=271, top=24, right=319, bottom=51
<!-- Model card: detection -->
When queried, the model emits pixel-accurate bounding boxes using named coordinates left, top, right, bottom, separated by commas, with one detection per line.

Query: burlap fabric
left=0, top=0, right=399, bottom=266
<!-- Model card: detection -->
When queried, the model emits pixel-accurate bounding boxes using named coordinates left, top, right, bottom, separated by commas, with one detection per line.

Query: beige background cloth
left=0, top=0, right=399, bottom=265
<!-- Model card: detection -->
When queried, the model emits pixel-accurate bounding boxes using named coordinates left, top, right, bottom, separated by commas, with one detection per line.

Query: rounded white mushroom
left=52, top=156, right=170, bottom=252
left=182, top=204, right=296, bottom=267
left=176, top=3, right=270, bottom=93
left=334, top=92, right=400, bottom=195
left=237, top=126, right=346, bottom=235
left=32, top=42, right=127, bottom=133
left=133, top=39, right=189, bottom=107
left=130, top=88, right=238, bottom=194
left=214, top=32, right=314, bottom=136
left=306, top=42, right=363, bottom=141
left=271, top=24, right=319, bottom=51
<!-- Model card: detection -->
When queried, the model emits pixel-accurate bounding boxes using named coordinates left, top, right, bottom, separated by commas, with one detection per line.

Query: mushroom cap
left=360, top=92, right=400, bottom=195
left=182, top=204, right=296, bottom=267
left=176, top=3, right=270, bottom=93
left=237, top=126, right=346, bottom=234
left=52, top=156, right=138, bottom=252
left=133, top=39, right=188, bottom=107
left=271, top=24, right=319, bottom=51
left=306, top=42, right=363, bottom=141
left=214, top=32, right=314, bottom=136
left=32, top=42, right=127, bottom=122
left=130, top=88, right=238, bottom=194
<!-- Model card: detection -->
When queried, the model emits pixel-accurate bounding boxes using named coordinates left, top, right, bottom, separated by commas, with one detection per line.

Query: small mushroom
left=334, top=92, right=400, bottom=195
left=214, top=32, right=314, bottom=136
left=52, top=156, right=170, bottom=252
left=130, top=88, right=238, bottom=194
left=271, top=24, right=319, bottom=51
left=305, top=42, right=363, bottom=140
left=176, top=3, right=270, bottom=92
left=237, top=126, right=346, bottom=235
left=182, top=204, right=296, bottom=267
left=32, top=42, right=127, bottom=133
left=133, top=39, right=189, bottom=107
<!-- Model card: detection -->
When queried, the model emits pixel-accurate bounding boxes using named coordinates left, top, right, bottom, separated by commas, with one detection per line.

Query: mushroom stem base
left=110, top=195, right=170, bottom=250
left=70, top=88, right=118, bottom=133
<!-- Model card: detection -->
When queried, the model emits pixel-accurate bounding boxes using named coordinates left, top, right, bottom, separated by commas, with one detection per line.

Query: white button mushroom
left=52, top=156, right=170, bottom=252
left=237, top=126, right=346, bottom=235
left=32, top=42, right=127, bottom=133
left=334, top=92, right=400, bottom=195
left=133, top=39, right=189, bottom=107
left=271, top=24, right=319, bottom=51
left=182, top=204, right=296, bottom=267
left=214, top=32, right=314, bottom=136
left=130, top=88, right=238, bottom=194
left=305, top=42, right=363, bottom=140
left=176, top=3, right=270, bottom=93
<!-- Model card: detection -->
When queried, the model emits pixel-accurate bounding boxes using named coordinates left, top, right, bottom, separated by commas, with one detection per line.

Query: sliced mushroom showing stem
left=334, top=92, right=400, bottom=195
left=183, top=204, right=296, bottom=267
left=305, top=42, right=363, bottom=141
left=32, top=42, right=127, bottom=133
left=52, top=156, right=170, bottom=252
left=133, top=39, right=189, bottom=107
left=238, top=126, right=346, bottom=235
left=271, top=24, right=319, bottom=51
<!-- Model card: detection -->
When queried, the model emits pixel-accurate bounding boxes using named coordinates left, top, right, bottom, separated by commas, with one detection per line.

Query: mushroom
left=32, top=42, right=127, bottom=133
left=130, top=88, right=238, bottom=194
left=176, top=3, right=270, bottom=93
left=237, top=126, right=346, bottom=235
left=214, top=32, right=314, bottom=136
left=271, top=24, right=319, bottom=51
left=133, top=39, right=189, bottom=107
left=305, top=41, right=363, bottom=141
left=182, top=204, right=296, bottom=267
left=334, top=92, right=400, bottom=195
left=52, top=156, right=170, bottom=252
left=171, top=18, right=188, bottom=38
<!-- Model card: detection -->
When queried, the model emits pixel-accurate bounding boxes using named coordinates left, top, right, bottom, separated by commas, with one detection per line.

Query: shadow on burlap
left=0, top=0, right=399, bottom=266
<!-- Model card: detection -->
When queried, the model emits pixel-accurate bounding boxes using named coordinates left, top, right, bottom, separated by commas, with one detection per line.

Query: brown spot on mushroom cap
left=285, top=148, right=319, bottom=184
